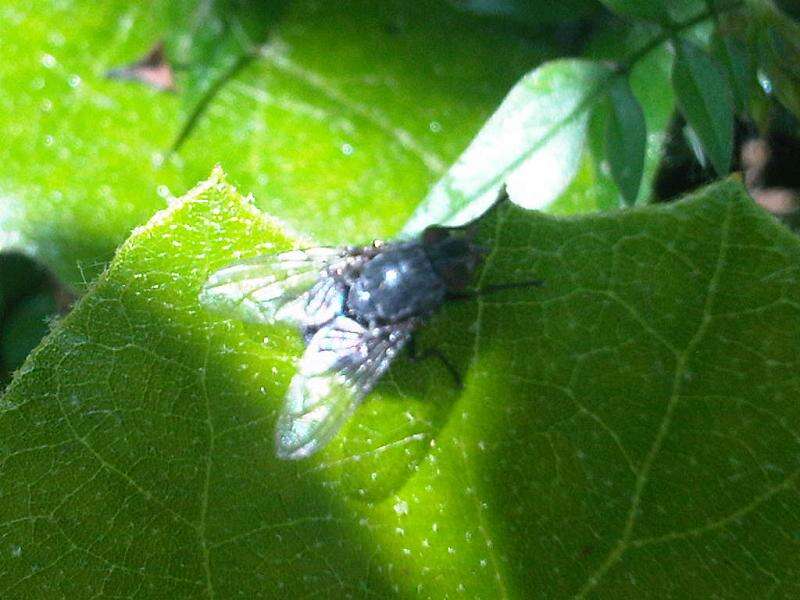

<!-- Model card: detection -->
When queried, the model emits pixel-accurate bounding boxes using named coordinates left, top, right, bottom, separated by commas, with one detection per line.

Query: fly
left=200, top=191, right=539, bottom=460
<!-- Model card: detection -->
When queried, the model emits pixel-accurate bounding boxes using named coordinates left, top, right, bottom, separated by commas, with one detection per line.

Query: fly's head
left=421, top=225, right=486, bottom=292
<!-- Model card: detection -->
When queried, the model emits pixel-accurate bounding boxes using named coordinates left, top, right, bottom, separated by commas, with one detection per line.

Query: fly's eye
left=422, top=226, right=450, bottom=246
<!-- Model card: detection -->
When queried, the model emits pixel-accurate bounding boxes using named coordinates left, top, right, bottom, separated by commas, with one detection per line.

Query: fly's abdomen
left=346, top=246, right=446, bottom=323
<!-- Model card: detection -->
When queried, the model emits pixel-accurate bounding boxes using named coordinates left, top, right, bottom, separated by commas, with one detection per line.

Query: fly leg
left=406, top=335, right=462, bottom=389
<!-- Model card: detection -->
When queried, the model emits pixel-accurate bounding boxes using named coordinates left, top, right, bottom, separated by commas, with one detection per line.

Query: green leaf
left=711, top=30, right=753, bottom=114
left=605, top=76, right=647, bottom=205
left=4, top=171, right=800, bottom=597
left=165, top=0, right=289, bottom=152
left=403, top=59, right=608, bottom=235
left=672, top=38, right=734, bottom=176
left=753, top=7, right=800, bottom=120
left=0, top=1, right=545, bottom=289
left=599, top=0, right=672, bottom=24
left=584, top=22, right=677, bottom=207
left=449, top=0, right=598, bottom=25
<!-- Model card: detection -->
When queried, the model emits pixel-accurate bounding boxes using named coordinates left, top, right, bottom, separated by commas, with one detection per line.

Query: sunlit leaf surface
left=403, top=59, right=608, bottom=234
left=0, top=0, right=546, bottom=289
left=2, top=172, right=800, bottom=597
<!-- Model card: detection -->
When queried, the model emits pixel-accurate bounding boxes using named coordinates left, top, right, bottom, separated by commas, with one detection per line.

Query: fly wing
left=199, top=248, right=346, bottom=327
left=275, top=315, right=413, bottom=460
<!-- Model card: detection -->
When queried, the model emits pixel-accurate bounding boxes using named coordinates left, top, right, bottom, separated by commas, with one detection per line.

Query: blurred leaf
left=712, top=30, right=754, bottom=114
left=0, top=253, right=49, bottom=312
left=758, top=56, right=800, bottom=120
left=0, top=253, right=55, bottom=386
left=599, top=0, right=672, bottom=24
left=584, top=20, right=677, bottom=206
left=173, top=0, right=287, bottom=101
left=0, top=0, right=546, bottom=289
left=605, top=75, right=647, bottom=204
left=165, top=0, right=289, bottom=152
left=744, top=0, right=800, bottom=118
left=672, top=39, right=734, bottom=175
left=775, top=0, right=800, bottom=19
left=0, top=293, right=56, bottom=375
left=447, top=0, right=597, bottom=24
left=4, top=172, right=800, bottom=597
left=403, top=59, right=608, bottom=235
left=757, top=27, right=800, bottom=119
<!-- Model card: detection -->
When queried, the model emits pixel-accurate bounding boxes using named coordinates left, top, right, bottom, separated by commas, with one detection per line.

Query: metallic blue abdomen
left=346, top=245, right=446, bottom=324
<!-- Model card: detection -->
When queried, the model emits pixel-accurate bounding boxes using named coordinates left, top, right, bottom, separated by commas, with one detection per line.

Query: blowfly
left=200, top=193, right=537, bottom=460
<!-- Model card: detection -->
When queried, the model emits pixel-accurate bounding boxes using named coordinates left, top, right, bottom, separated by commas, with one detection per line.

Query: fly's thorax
left=346, top=244, right=446, bottom=324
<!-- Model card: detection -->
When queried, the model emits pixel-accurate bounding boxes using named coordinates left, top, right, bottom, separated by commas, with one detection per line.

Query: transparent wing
left=275, top=316, right=412, bottom=460
left=199, top=248, right=346, bottom=326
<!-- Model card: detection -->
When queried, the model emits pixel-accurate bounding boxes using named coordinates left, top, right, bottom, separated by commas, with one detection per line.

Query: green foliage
left=2, top=0, right=800, bottom=595
left=672, top=38, right=735, bottom=176
left=450, top=0, right=598, bottom=25
left=712, top=30, right=754, bottom=114
left=599, top=0, right=672, bottom=24
left=606, top=76, right=647, bottom=204
left=409, top=0, right=800, bottom=227
left=2, top=0, right=798, bottom=288
left=403, top=59, right=608, bottom=234
left=3, top=173, right=800, bottom=597
left=0, top=0, right=545, bottom=288
left=0, top=294, right=56, bottom=375
left=0, top=254, right=57, bottom=386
